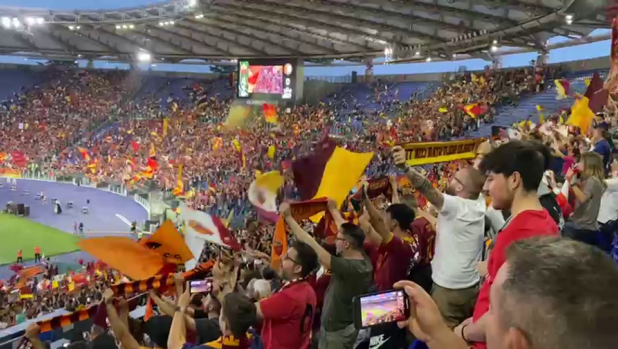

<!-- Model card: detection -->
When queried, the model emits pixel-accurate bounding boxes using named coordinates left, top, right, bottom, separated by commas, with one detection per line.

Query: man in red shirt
left=256, top=240, right=318, bottom=349
left=457, top=141, right=559, bottom=348
left=361, top=186, right=416, bottom=292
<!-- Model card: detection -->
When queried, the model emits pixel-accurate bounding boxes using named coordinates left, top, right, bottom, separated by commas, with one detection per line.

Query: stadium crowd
left=0, top=61, right=617, bottom=349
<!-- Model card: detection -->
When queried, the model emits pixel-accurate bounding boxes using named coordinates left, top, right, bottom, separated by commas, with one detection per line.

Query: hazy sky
left=0, top=0, right=611, bottom=76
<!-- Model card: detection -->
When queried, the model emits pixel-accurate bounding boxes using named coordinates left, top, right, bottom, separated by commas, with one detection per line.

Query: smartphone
left=353, top=289, right=410, bottom=329
left=189, top=279, right=212, bottom=294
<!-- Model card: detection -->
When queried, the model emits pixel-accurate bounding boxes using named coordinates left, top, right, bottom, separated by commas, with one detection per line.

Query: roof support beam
left=38, top=26, right=81, bottom=54
left=3, top=30, right=40, bottom=52
left=213, top=2, right=394, bottom=47
left=96, top=26, right=154, bottom=53
left=289, top=0, right=470, bottom=33
left=210, top=4, right=377, bottom=52
left=203, top=12, right=340, bottom=54
left=54, top=25, right=122, bottom=55
left=175, top=22, right=269, bottom=56
left=353, top=0, right=517, bottom=27
left=222, top=0, right=442, bottom=44
left=145, top=25, right=232, bottom=56
left=190, top=18, right=305, bottom=56
left=131, top=27, right=194, bottom=55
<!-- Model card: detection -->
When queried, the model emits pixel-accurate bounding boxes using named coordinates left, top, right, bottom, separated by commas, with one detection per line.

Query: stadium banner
left=0, top=168, right=21, bottom=178
left=401, top=138, right=484, bottom=166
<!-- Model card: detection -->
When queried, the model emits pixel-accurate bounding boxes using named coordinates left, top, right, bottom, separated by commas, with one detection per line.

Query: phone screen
left=358, top=289, right=408, bottom=328
left=189, top=280, right=212, bottom=294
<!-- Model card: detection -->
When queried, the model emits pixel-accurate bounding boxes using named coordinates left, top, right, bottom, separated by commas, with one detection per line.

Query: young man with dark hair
left=459, top=141, right=559, bottom=348
left=280, top=202, right=372, bottom=349
left=362, top=191, right=416, bottom=292
left=255, top=240, right=318, bottom=349
left=169, top=289, right=259, bottom=349
left=393, top=146, right=487, bottom=329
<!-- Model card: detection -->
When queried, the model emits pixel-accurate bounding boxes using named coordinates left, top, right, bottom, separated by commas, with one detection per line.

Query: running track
left=0, top=178, right=148, bottom=279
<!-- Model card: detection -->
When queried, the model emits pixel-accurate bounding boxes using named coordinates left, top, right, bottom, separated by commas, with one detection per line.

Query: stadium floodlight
left=76, top=26, right=81, bottom=30
left=137, top=51, right=152, bottom=62
left=188, top=0, right=197, bottom=7
left=129, top=24, right=135, bottom=29
left=491, top=45, right=498, bottom=52
left=26, top=17, right=36, bottom=25
left=36, top=17, right=44, bottom=25
left=426, top=57, right=432, bottom=62
left=12, top=18, right=21, bottom=28
left=158, top=22, right=164, bottom=26
left=122, top=24, right=128, bottom=29
left=116, top=25, right=121, bottom=29
left=565, top=14, right=573, bottom=25
left=68, top=25, right=75, bottom=30
left=169, top=21, right=175, bottom=25
left=1, top=17, right=10, bottom=28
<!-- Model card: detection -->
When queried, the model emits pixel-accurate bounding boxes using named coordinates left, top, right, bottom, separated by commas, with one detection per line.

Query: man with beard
left=255, top=240, right=318, bottom=349
left=280, top=202, right=372, bottom=349
left=392, top=146, right=486, bottom=329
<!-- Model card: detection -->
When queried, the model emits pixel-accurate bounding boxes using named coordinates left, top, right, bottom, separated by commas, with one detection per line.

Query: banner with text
left=401, top=138, right=484, bottom=166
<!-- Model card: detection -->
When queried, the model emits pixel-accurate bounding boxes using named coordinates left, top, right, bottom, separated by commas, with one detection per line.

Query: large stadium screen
left=237, top=59, right=296, bottom=100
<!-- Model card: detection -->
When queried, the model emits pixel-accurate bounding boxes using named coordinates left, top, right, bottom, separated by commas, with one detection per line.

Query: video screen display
left=237, top=59, right=296, bottom=100
left=190, top=280, right=211, bottom=294
left=360, top=290, right=407, bottom=327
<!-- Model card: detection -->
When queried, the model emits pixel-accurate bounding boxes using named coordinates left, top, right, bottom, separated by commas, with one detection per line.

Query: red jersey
left=308, top=271, right=331, bottom=332
left=472, top=209, right=559, bottom=349
left=260, top=281, right=316, bottom=349
left=410, top=217, right=436, bottom=265
left=374, top=234, right=415, bottom=292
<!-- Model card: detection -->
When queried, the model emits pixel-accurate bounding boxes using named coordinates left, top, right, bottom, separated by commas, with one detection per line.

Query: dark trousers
left=17, top=257, right=23, bottom=263
left=563, top=221, right=600, bottom=248
left=410, top=264, right=433, bottom=294
left=34, top=253, right=41, bottom=263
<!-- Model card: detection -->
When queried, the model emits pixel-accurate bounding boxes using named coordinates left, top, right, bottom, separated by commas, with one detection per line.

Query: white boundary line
left=115, top=213, right=133, bottom=227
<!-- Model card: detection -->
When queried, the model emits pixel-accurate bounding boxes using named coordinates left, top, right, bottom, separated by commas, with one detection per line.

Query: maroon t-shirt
left=410, top=217, right=436, bottom=266
left=374, top=235, right=415, bottom=292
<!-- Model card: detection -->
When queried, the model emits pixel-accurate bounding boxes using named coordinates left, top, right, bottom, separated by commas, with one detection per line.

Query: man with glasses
left=392, top=146, right=487, bottom=329
left=255, top=239, right=318, bottom=349
left=280, top=202, right=373, bottom=349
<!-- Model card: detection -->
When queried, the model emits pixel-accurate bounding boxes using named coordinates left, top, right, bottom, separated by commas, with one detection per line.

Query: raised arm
left=392, top=146, right=444, bottom=210
left=361, top=185, right=391, bottom=241
left=327, top=199, right=347, bottom=228
left=103, top=289, right=140, bottom=349
left=280, top=202, right=332, bottom=270
left=389, top=175, right=400, bottom=204
left=168, top=287, right=191, bottom=349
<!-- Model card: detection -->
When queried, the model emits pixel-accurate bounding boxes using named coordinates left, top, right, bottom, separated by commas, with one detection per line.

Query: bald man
left=393, top=147, right=487, bottom=329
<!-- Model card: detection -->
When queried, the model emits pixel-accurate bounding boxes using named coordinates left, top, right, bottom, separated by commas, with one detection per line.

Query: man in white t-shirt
left=393, top=147, right=486, bottom=328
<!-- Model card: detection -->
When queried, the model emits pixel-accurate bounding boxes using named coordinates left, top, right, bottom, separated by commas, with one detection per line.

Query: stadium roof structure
left=0, top=0, right=611, bottom=64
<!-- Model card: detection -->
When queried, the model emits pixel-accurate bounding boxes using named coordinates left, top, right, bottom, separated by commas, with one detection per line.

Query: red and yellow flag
left=462, top=103, right=487, bottom=118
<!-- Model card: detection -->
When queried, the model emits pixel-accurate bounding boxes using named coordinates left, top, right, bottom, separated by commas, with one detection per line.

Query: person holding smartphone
left=280, top=202, right=373, bottom=349
left=254, top=239, right=318, bottom=349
